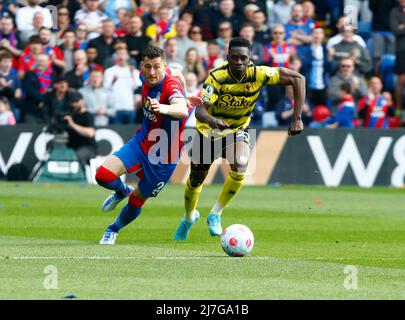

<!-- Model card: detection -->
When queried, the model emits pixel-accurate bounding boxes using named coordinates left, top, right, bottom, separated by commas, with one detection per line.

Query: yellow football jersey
left=197, top=62, right=280, bottom=138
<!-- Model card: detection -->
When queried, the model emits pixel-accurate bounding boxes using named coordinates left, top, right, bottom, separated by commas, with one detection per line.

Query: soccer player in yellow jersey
left=174, top=37, right=305, bottom=240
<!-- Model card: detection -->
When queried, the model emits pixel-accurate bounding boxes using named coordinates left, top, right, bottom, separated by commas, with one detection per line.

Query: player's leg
left=174, top=163, right=210, bottom=240
left=100, top=186, right=147, bottom=245
left=174, top=130, right=216, bottom=240
left=95, top=152, right=134, bottom=212
left=207, top=131, right=250, bottom=236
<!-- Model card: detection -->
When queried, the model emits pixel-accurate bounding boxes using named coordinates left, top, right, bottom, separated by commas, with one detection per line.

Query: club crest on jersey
left=205, top=85, right=214, bottom=96
left=245, top=84, right=252, bottom=90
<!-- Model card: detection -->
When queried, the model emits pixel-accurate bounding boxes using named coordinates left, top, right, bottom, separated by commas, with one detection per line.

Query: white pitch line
left=5, top=256, right=405, bottom=261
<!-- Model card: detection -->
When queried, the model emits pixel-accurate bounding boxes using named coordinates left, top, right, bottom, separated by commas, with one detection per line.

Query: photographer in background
left=44, top=75, right=75, bottom=133
left=64, top=92, right=97, bottom=170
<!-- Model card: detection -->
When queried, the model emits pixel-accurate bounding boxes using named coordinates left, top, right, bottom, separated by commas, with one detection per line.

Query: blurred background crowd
left=0, top=0, right=404, bottom=130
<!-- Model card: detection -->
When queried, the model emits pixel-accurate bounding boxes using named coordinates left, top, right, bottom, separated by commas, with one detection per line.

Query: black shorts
left=189, top=129, right=251, bottom=171
left=395, top=52, right=405, bottom=75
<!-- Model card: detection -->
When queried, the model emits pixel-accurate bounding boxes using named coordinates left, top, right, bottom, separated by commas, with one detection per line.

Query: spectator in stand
left=88, top=19, right=116, bottom=68
left=74, top=0, right=109, bottom=40
left=307, top=28, right=330, bottom=106
left=327, top=57, right=368, bottom=111
left=192, top=0, right=217, bottom=40
left=114, top=8, right=132, bottom=38
left=145, top=5, right=176, bottom=45
left=101, top=0, right=137, bottom=26
left=328, top=82, right=355, bottom=128
left=74, top=23, right=90, bottom=50
left=86, top=45, right=103, bottom=71
left=104, top=39, right=136, bottom=68
left=0, top=97, right=16, bottom=125
left=38, top=27, right=65, bottom=73
left=358, top=75, right=394, bottom=128
left=43, top=75, right=74, bottom=127
left=216, top=20, right=233, bottom=54
left=234, top=0, right=268, bottom=17
left=79, top=68, right=114, bottom=126
left=253, top=9, right=271, bottom=45
left=0, top=15, right=22, bottom=59
left=189, top=24, right=207, bottom=60
left=369, top=0, right=397, bottom=74
left=183, top=47, right=206, bottom=84
left=22, top=52, right=54, bottom=124
left=329, top=24, right=372, bottom=75
left=302, top=0, right=316, bottom=25
left=326, top=16, right=367, bottom=50
left=64, top=91, right=97, bottom=169
left=285, top=3, right=314, bottom=66
left=125, top=15, right=152, bottom=67
left=243, top=4, right=260, bottom=24
left=55, top=5, right=72, bottom=45
left=203, top=40, right=225, bottom=73
left=17, top=35, right=45, bottom=79
left=18, top=11, right=45, bottom=47
left=59, top=29, right=75, bottom=73
left=164, top=37, right=184, bottom=72
left=269, top=0, right=295, bottom=28
left=174, top=19, right=196, bottom=61
left=0, top=51, right=21, bottom=121
left=178, top=10, right=194, bottom=26
left=211, top=0, right=243, bottom=38
left=65, top=49, right=90, bottom=89
left=16, top=0, right=53, bottom=34
left=239, top=22, right=264, bottom=65
left=142, top=0, right=162, bottom=29
left=103, top=48, right=141, bottom=124
left=390, top=0, right=405, bottom=122
left=263, top=24, right=296, bottom=68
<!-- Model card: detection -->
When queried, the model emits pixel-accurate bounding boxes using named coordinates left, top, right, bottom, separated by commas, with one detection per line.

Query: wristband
left=159, top=105, right=169, bottom=115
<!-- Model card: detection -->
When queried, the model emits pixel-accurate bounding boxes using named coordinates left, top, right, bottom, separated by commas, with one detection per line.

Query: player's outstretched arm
left=278, top=67, right=306, bottom=136
left=148, top=97, right=188, bottom=118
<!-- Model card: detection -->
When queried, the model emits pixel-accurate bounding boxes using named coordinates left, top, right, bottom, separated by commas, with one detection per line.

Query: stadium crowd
left=0, top=0, right=404, bottom=130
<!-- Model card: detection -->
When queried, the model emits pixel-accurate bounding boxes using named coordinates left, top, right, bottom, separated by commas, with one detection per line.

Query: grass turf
left=0, top=182, right=405, bottom=299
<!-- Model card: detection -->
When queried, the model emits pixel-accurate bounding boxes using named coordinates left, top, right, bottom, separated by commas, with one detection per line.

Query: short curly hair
left=142, top=45, right=165, bottom=61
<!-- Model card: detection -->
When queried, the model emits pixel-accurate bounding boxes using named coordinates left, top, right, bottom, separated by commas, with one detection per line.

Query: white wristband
left=159, top=104, right=169, bottom=115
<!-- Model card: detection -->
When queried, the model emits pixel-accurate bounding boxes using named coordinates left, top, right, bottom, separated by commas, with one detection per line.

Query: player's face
left=142, top=57, right=166, bottom=86
left=227, top=46, right=250, bottom=75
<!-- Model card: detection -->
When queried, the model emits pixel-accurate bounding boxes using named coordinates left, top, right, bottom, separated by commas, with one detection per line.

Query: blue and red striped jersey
left=135, top=70, right=187, bottom=164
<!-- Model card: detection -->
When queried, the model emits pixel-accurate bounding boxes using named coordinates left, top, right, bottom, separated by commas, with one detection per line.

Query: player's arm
left=278, top=67, right=306, bottom=136
left=195, top=104, right=230, bottom=130
left=148, top=97, right=188, bottom=118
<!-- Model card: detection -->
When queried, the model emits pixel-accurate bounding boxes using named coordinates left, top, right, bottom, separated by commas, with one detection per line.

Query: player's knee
left=95, top=166, right=117, bottom=185
left=189, top=174, right=205, bottom=188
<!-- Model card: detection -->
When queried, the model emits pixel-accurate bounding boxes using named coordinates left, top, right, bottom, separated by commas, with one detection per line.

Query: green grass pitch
left=1, top=182, right=405, bottom=299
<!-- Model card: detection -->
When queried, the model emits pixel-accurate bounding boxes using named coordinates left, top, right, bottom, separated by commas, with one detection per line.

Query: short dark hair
left=28, top=35, right=42, bottom=44
left=340, top=82, right=352, bottom=94
left=142, top=45, right=165, bottom=61
left=229, top=37, right=251, bottom=51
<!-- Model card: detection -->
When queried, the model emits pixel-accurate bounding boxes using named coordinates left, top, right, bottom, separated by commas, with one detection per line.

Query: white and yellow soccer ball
left=221, top=224, right=254, bottom=257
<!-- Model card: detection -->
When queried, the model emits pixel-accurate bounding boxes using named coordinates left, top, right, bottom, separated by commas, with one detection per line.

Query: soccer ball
left=221, top=224, right=254, bottom=257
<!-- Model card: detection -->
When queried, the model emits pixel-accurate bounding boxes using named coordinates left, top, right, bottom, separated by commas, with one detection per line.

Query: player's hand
left=209, top=117, right=230, bottom=131
left=148, top=97, right=169, bottom=114
left=288, top=118, right=303, bottom=137
left=187, top=95, right=203, bottom=107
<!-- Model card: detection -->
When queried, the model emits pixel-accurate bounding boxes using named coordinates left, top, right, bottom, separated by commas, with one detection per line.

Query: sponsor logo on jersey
left=218, top=94, right=253, bottom=110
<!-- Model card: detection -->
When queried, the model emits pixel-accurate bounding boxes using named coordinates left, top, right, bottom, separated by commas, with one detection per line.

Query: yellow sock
left=184, top=178, right=203, bottom=221
left=211, top=171, right=246, bottom=214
